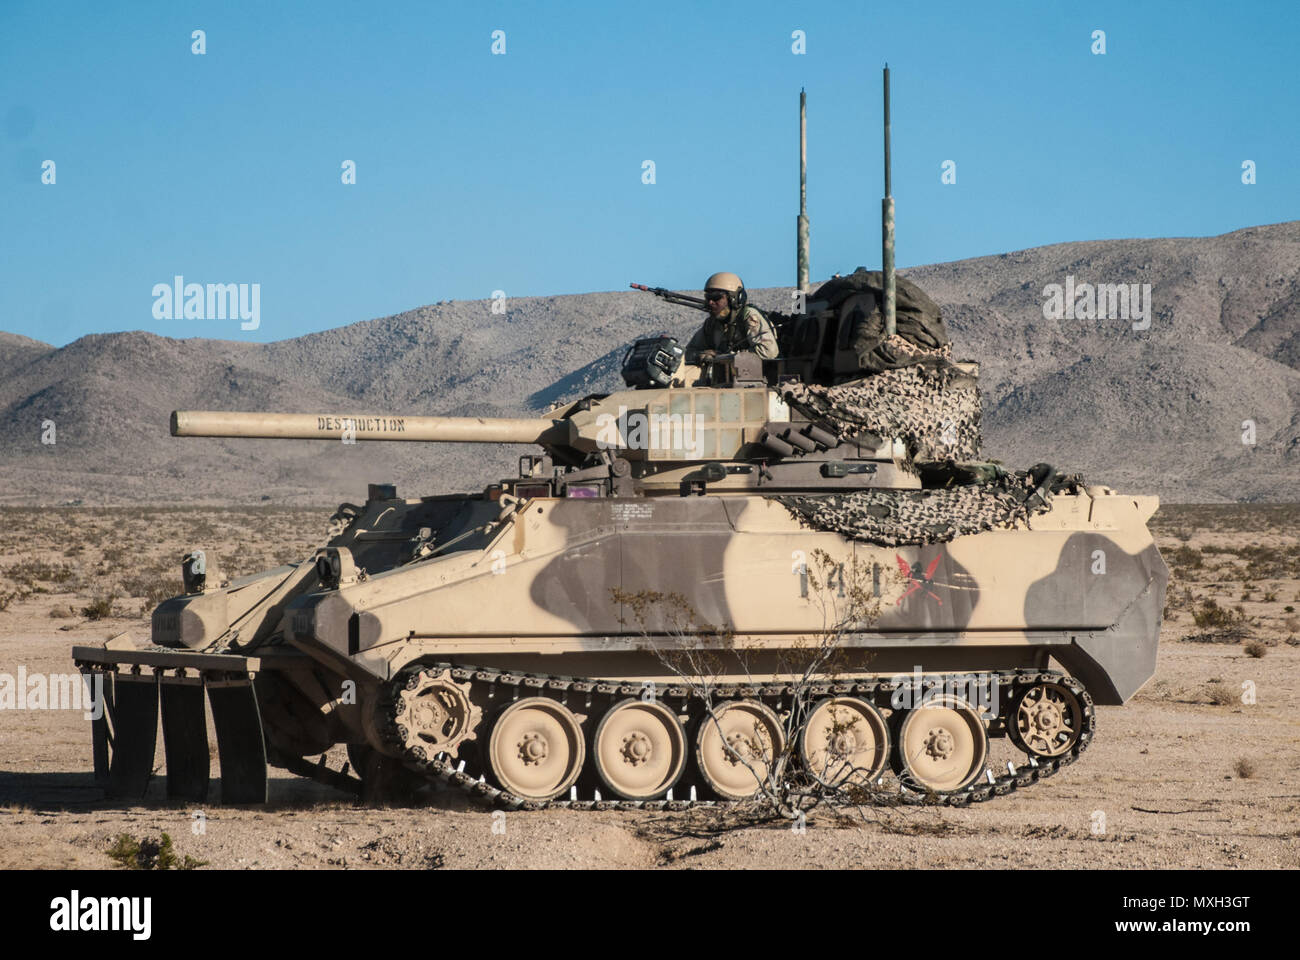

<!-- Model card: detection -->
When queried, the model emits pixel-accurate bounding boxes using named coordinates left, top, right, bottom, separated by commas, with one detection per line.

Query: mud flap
left=207, top=679, right=268, bottom=804
left=85, top=670, right=115, bottom=785
left=159, top=677, right=210, bottom=802
left=106, top=673, right=158, bottom=799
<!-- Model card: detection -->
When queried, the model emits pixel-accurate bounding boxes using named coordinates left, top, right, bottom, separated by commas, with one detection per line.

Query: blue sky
left=2, top=0, right=1297, bottom=346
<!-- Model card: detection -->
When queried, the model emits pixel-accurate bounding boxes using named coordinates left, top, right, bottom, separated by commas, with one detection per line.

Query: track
left=368, top=663, right=1095, bottom=811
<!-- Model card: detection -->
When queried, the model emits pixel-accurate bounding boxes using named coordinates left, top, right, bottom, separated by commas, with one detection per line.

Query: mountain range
left=3, top=221, right=1297, bottom=505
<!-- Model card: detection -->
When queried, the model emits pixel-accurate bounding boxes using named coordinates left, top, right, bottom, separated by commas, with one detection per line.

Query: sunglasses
left=705, top=291, right=728, bottom=302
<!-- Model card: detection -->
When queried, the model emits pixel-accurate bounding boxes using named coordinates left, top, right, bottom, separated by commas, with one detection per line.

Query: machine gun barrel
left=171, top=410, right=578, bottom=445
left=629, top=283, right=709, bottom=311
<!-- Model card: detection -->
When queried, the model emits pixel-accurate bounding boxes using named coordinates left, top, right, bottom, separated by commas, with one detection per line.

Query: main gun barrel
left=171, top=410, right=578, bottom=446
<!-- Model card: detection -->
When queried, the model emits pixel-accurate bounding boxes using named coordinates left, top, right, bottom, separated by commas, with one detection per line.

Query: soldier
left=685, top=272, right=779, bottom=362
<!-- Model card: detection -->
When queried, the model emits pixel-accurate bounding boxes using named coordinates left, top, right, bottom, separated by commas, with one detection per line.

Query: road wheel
left=695, top=700, right=785, bottom=801
left=799, top=696, right=889, bottom=786
left=487, top=697, right=585, bottom=801
left=592, top=698, right=687, bottom=801
left=892, top=695, right=987, bottom=793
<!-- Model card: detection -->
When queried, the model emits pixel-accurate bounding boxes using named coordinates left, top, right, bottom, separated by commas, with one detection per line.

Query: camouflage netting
left=783, top=345, right=983, bottom=462
left=770, top=273, right=1067, bottom=545
left=776, top=469, right=1056, bottom=547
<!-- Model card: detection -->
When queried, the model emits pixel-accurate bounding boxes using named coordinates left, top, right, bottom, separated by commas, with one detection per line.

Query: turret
left=169, top=362, right=920, bottom=499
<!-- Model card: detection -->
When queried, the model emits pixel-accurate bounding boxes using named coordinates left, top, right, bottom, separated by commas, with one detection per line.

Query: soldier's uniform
left=685, top=272, right=779, bottom=362
left=686, top=305, right=779, bottom=360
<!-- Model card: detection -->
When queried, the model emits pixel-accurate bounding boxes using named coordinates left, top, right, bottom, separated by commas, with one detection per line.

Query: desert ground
left=1, top=503, right=1297, bottom=870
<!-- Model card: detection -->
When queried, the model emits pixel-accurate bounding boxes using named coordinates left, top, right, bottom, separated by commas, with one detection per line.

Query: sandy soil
left=1, top=505, right=1297, bottom=870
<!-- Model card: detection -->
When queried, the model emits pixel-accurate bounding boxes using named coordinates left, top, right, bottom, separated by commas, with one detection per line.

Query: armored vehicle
left=72, top=74, right=1166, bottom=809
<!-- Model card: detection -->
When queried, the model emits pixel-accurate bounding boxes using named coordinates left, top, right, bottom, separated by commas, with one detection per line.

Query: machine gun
left=629, top=283, right=709, bottom=311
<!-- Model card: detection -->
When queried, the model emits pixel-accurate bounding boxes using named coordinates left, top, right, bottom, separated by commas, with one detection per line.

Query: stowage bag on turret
left=813, top=268, right=948, bottom=373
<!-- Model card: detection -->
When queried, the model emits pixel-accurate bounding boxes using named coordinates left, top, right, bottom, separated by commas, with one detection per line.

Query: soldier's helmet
left=703, top=271, right=746, bottom=312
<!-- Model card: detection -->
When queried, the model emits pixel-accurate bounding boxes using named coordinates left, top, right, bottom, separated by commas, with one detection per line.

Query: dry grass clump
left=4, top=559, right=75, bottom=585
left=1205, top=682, right=1237, bottom=706
left=1165, top=544, right=1203, bottom=573
left=119, top=576, right=184, bottom=609
left=1243, top=639, right=1268, bottom=658
left=81, top=595, right=115, bottom=620
left=1192, top=598, right=1244, bottom=629
left=1143, top=679, right=1179, bottom=701
left=1233, top=758, right=1257, bottom=779
left=1237, top=544, right=1300, bottom=581
left=107, top=833, right=206, bottom=870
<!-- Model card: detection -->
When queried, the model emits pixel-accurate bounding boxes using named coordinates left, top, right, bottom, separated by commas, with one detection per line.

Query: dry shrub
left=107, top=833, right=206, bottom=870
left=81, top=595, right=115, bottom=620
left=1192, top=598, right=1241, bottom=629
left=4, top=559, right=74, bottom=584
left=1233, top=758, right=1256, bottom=779
left=1205, top=682, right=1237, bottom=706
left=120, top=576, right=183, bottom=610
left=1143, top=679, right=1180, bottom=701
left=1243, top=639, right=1267, bottom=658
left=1166, top=545, right=1203, bottom=570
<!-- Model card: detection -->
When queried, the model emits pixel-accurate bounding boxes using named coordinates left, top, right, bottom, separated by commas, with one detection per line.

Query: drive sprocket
left=393, top=668, right=481, bottom=760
